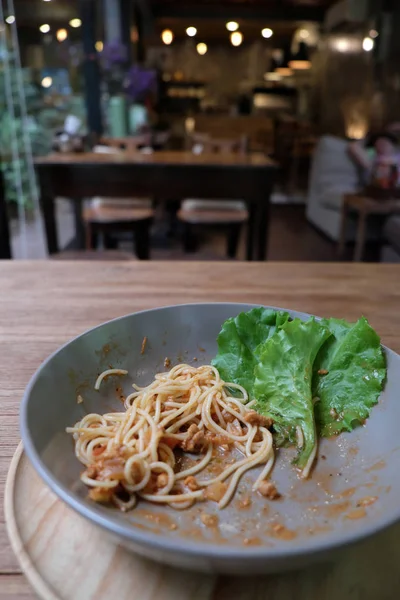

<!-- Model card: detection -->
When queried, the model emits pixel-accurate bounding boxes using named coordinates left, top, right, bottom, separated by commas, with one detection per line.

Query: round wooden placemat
left=4, top=444, right=217, bottom=600
left=5, top=444, right=400, bottom=600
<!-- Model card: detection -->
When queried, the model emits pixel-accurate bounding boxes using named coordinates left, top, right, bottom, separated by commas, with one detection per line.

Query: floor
left=10, top=201, right=337, bottom=262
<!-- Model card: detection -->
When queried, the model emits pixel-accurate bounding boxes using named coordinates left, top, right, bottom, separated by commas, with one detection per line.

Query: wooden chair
left=177, top=135, right=249, bottom=258
left=83, top=139, right=154, bottom=260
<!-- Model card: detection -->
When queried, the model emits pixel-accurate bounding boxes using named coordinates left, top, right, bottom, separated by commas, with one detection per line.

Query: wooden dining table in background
left=34, top=151, right=278, bottom=261
left=1, top=260, right=400, bottom=599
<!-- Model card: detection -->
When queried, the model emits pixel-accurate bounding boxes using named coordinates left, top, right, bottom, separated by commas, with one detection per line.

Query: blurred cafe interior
left=2, top=0, right=400, bottom=263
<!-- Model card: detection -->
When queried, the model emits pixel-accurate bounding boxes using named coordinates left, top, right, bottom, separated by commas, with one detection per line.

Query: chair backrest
left=188, top=134, right=248, bottom=156
left=99, top=135, right=151, bottom=152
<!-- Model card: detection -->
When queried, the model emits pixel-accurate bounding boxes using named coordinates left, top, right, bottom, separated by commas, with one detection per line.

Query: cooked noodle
left=67, top=364, right=275, bottom=511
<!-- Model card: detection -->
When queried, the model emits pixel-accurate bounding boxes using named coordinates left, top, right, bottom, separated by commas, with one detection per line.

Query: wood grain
left=1, top=260, right=400, bottom=598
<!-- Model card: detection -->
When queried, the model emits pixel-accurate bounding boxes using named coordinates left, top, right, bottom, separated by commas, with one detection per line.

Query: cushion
left=181, top=199, right=247, bottom=212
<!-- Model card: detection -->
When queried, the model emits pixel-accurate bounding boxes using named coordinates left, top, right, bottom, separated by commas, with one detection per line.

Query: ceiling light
left=56, top=28, right=68, bottom=42
left=261, top=28, right=273, bottom=39
left=196, top=42, right=207, bottom=55
left=369, top=29, right=379, bottom=39
left=186, top=26, right=197, bottom=37
left=230, top=31, right=243, bottom=47
left=161, top=29, right=174, bottom=45
left=39, top=24, right=50, bottom=33
left=69, top=18, right=82, bottom=28
left=95, top=41, right=103, bottom=52
left=41, top=76, right=53, bottom=88
left=226, top=21, right=239, bottom=32
left=362, top=36, right=374, bottom=52
left=336, top=38, right=350, bottom=53
left=5, top=15, right=15, bottom=24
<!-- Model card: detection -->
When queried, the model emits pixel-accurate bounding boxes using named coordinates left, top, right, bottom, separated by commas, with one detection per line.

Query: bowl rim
left=20, top=302, right=399, bottom=563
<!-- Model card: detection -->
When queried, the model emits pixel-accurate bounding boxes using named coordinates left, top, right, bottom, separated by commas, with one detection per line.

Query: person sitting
left=348, top=130, right=400, bottom=188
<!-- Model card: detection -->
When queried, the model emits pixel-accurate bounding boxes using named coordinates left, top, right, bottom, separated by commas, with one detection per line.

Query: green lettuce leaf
left=313, top=317, right=386, bottom=437
left=254, top=318, right=332, bottom=475
left=211, top=307, right=290, bottom=397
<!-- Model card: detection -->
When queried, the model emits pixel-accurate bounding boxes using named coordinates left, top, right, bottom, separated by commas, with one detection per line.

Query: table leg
left=73, top=199, right=85, bottom=249
left=0, top=172, right=11, bottom=259
left=256, top=198, right=270, bottom=261
left=246, top=202, right=256, bottom=261
left=338, top=196, right=349, bottom=258
left=41, top=194, right=59, bottom=255
left=354, top=210, right=368, bottom=262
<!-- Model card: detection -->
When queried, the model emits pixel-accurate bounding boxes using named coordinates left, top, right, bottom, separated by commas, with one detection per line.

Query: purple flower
left=101, top=41, right=128, bottom=70
left=126, top=65, right=157, bottom=101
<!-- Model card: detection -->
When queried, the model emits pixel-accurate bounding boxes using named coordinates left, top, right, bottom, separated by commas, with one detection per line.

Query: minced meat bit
left=88, top=486, right=115, bottom=503
left=258, top=481, right=281, bottom=500
left=244, top=410, right=273, bottom=428
left=184, top=475, right=199, bottom=491
left=141, top=336, right=148, bottom=355
left=201, top=513, right=219, bottom=528
left=156, top=473, right=169, bottom=488
left=164, top=357, right=171, bottom=368
left=181, top=424, right=206, bottom=453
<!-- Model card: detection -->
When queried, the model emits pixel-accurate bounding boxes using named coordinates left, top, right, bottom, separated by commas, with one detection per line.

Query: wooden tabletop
left=1, top=260, right=400, bottom=598
left=34, top=151, right=277, bottom=169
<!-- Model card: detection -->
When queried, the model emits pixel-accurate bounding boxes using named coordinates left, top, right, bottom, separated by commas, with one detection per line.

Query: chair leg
left=104, top=233, right=118, bottom=250
left=227, top=224, right=242, bottom=259
left=86, top=224, right=99, bottom=250
left=183, top=223, right=198, bottom=253
left=134, top=221, right=151, bottom=260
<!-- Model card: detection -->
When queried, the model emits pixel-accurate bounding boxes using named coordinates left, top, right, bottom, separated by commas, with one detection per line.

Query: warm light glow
left=69, top=18, right=82, bottom=28
left=95, top=41, right=103, bottom=52
left=161, top=29, right=174, bottom=45
left=298, top=29, right=310, bottom=40
left=39, top=24, right=50, bottom=33
left=230, top=31, right=243, bottom=47
left=362, top=36, right=374, bottom=52
left=264, top=72, right=282, bottom=82
left=261, top=28, right=273, bottom=39
left=186, top=26, right=197, bottom=37
left=56, top=28, right=68, bottom=42
left=5, top=15, right=15, bottom=24
left=196, top=42, right=208, bottom=55
left=346, top=123, right=368, bottom=140
left=370, top=29, right=379, bottom=39
left=289, top=59, right=311, bottom=70
left=41, top=76, right=53, bottom=88
left=226, top=21, right=239, bottom=32
left=275, top=67, right=293, bottom=76
left=336, top=38, right=350, bottom=53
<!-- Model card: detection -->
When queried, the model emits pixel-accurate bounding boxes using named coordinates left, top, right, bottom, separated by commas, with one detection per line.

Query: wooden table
left=35, top=151, right=278, bottom=261
left=2, top=260, right=400, bottom=598
left=338, top=193, right=400, bottom=261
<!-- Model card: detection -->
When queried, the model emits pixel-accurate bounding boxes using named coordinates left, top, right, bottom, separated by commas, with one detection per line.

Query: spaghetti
left=67, top=364, right=275, bottom=511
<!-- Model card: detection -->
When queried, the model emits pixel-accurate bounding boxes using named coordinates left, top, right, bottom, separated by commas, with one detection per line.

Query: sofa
left=381, top=216, right=400, bottom=262
left=306, top=135, right=362, bottom=241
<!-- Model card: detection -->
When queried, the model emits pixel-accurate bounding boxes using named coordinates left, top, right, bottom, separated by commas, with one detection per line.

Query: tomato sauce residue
left=135, top=509, right=177, bottom=531
left=237, top=496, right=252, bottom=510
left=356, top=496, right=378, bottom=507
left=336, top=487, right=356, bottom=499
left=270, top=523, right=297, bottom=541
left=243, top=537, right=262, bottom=546
left=346, top=507, right=367, bottom=520
left=366, top=460, right=386, bottom=472
left=324, top=501, right=351, bottom=517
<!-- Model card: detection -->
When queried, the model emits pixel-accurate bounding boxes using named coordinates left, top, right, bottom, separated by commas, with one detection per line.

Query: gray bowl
left=20, top=304, right=400, bottom=575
